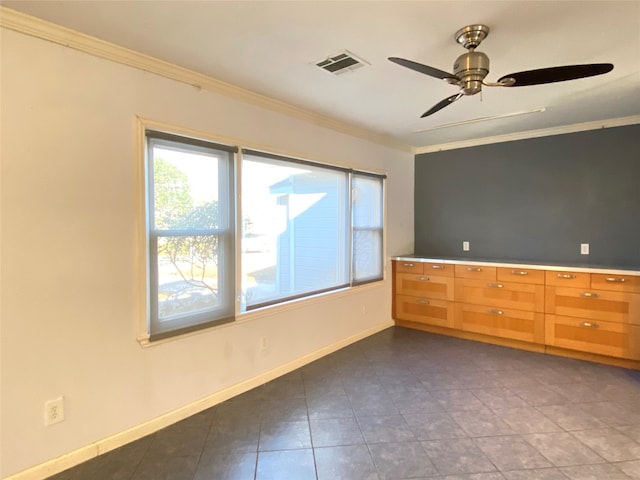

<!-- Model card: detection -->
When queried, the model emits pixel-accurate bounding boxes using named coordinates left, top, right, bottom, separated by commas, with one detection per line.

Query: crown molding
left=0, top=7, right=412, bottom=153
left=414, top=115, right=640, bottom=154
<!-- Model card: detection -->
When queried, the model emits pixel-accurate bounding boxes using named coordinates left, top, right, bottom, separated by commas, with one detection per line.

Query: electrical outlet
left=259, top=336, right=269, bottom=352
left=581, top=243, right=590, bottom=255
left=463, top=241, right=470, bottom=251
left=44, top=396, right=64, bottom=426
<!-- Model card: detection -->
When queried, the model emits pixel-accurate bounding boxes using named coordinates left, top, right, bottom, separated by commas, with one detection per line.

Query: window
left=241, top=150, right=385, bottom=311
left=146, top=131, right=236, bottom=339
left=143, top=130, right=385, bottom=339
left=352, top=173, right=384, bottom=284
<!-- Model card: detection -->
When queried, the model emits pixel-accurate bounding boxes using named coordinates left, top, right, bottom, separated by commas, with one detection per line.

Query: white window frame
left=145, top=130, right=237, bottom=340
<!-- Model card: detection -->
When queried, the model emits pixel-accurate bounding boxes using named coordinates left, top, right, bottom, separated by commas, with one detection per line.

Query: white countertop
left=392, top=255, right=640, bottom=276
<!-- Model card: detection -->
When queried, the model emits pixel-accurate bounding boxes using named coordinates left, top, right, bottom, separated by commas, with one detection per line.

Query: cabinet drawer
left=395, top=260, right=424, bottom=274
left=455, top=264, right=497, bottom=280
left=545, top=314, right=640, bottom=360
left=497, top=267, right=545, bottom=285
left=545, top=286, right=640, bottom=325
left=456, top=303, right=544, bottom=344
left=421, top=262, right=454, bottom=277
left=395, top=295, right=454, bottom=328
left=591, top=273, right=640, bottom=294
left=395, top=273, right=454, bottom=300
left=545, top=270, right=590, bottom=288
left=455, top=278, right=545, bottom=312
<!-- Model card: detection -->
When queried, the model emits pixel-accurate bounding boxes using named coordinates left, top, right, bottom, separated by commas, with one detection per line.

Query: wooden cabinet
left=456, top=278, right=545, bottom=313
left=591, top=273, right=640, bottom=294
left=455, top=266, right=544, bottom=344
left=545, top=276, right=640, bottom=360
left=545, top=315, right=640, bottom=360
left=456, top=303, right=544, bottom=344
left=393, top=261, right=454, bottom=328
left=395, top=295, right=455, bottom=328
left=454, top=264, right=496, bottom=280
left=393, top=259, right=640, bottom=367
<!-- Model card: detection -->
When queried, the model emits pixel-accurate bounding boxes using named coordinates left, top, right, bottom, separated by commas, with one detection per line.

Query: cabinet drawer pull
left=431, top=265, right=444, bottom=269
left=511, top=270, right=529, bottom=276
left=403, top=263, right=415, bottom=267
left=605, top=277, right=627, bottom=283
left=418, top=276, right=430, bottom=281
left=557, top=273, right=577, bottom=279
left=488, top=309, right=504, bottom=315
left=466, top=267, right=482, bottom=272
left=580, top=292, right=599, bottom=298
left=579, top=321, right=600, bottom=329
left=416, top=299, right=430, bottom=305
left=487, top=283, right=504, bottom=288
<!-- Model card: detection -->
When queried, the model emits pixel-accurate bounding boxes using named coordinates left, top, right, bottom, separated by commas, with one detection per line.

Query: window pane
left=152, top=146, right=221, bottom=231
left=146, top=132, right=235, bottom=338
left=156, top=235, right=220, bottom=321
left=242, top=154, right=349, bottom=309
left=353, top=229, right=382, bottom=282
left=352, top=174, right=384, bottom=283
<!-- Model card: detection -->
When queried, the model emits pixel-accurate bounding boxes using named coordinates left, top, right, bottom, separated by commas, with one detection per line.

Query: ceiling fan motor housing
left=454, top=51, right=490, bottom=95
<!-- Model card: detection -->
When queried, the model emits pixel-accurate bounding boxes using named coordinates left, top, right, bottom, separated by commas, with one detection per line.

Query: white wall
left=0, top=28, right=414, bottom=478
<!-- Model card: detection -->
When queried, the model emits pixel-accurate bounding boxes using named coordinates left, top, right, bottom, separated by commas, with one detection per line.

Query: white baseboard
left=3, top=320, right=393, bottom=480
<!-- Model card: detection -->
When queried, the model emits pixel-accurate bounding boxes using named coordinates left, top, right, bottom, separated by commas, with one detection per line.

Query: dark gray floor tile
left=145, top=423, right=209, bottom=458
left=403, top=412, right=468, bottom=440
left=260, top=397, right=309, bottom=423
left=389, top=388, right=443, bottom=414
left=535, top=405, right=608, bottom=431
left=420, top=372, right=470, bottom=390
left=430, top=389, right=486, bottom=412
left=492, top=407, right=562, bottom=434
left=502, top=468, right=569, bottom=479
left=350, top=393, right=400, bottom=417
left=368, top=441, right=438, bottom=479
left=438, top=474, right=507, bottom=480
left=256, top=449, right=316, bottom=480
left=545, top=383, right=610, bottom=403
left=263, top=376, right=306, bottom=399
left=357, top=414, right=415, bottom=444
left=307, top=394, right=354, bottom=420
left=421, top=438, right=497, bottom=475
left=194, top=451, right=257, bottom=480
left=571, top=427, right=640, bottom=462
left=132, top=455, right=199, bottom=480
left=449, top=409, right=515, bottom=437
left=304, top=376, right=346, bottom=399
left=259, top=420, right=312, bottom=451
left=577, top=401, right=640, bottom=427
left=314, top=445, right=379, bottom=480
left=522, top=432, right=605, bottom=467
left=204, top=421, right=260, bottom=452
left=309, top=417, right=364, bottom=447
left=509, top=385, right=572, bottom=407
left=472, top=387, right=529, bottom=409
left=560, top=463, right=633, bottom=479
left=474, top=435, right=553, bottom=471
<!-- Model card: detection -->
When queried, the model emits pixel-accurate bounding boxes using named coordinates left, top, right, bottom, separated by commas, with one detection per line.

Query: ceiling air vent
left=316, top=51, right=369, bottom=75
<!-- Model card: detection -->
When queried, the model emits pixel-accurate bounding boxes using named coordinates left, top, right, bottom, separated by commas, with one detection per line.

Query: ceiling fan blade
left=421, top=92, right=464, bottom=118
left=388, top=57, right=458, bottom=81
left=497, top=63, right=613, bottom=87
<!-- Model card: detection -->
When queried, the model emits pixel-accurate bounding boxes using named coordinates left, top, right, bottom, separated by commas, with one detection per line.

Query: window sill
left=137, top=280, right=386, bottom=348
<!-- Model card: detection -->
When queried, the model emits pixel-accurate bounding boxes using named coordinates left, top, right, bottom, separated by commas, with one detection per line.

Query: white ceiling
left=3, top=1, right=640, bottom=149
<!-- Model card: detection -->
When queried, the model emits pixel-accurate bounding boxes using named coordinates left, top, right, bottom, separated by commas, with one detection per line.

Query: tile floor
left=48, top=327, right=640, bottom=480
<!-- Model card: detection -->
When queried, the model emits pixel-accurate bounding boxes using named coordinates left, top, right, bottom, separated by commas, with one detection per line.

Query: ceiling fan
left=389, top=24, right=614, bottom=118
